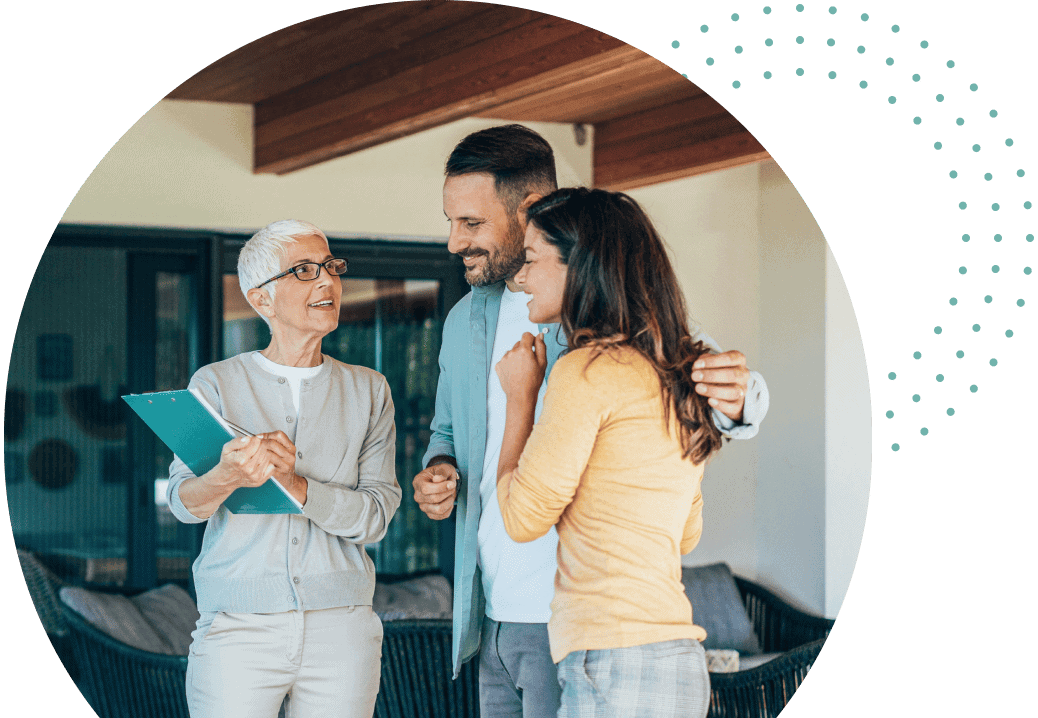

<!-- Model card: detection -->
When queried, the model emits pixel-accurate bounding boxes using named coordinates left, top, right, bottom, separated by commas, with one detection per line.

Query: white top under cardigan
left=166, top=353, right=402, bottom=614
left=251, top=351, right=322, bottom=421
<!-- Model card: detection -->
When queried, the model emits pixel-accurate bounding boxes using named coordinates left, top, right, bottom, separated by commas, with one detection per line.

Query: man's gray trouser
left=478, top=617, right=562, bottom=718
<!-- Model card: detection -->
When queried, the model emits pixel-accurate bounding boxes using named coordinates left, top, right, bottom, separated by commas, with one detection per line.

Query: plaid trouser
left=556, top=639, right=710, bottom=718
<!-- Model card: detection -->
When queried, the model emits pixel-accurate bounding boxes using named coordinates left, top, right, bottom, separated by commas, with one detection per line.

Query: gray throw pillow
left=681, top=562, right=762, bottom=655
left=738, top=652, right=782, bottom=670
left=59, top=586, right=175, bottom=654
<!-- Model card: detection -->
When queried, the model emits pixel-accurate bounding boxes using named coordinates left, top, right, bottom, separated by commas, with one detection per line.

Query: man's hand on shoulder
left=691, top=350, right=751, bottom=423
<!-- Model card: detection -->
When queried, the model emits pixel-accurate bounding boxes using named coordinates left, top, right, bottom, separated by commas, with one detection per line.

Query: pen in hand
left=224, top=418, right=255, bottom=438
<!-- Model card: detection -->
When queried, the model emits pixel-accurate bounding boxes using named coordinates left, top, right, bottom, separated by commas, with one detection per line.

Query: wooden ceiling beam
left=254, top=4, right=543, bottom=128
left=169, top=4, right=769, bottom=184
left=169, top=2, right=466, bottom=103
left=593, top=96, right=770, bottom=190
left=253, top=18, right=631, bottom=174
left=473, top=53, right=688, bottom=124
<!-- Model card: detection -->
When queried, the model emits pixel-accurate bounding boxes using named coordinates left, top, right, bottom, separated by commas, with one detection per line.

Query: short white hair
left=238, top=219, right=328, bottom=324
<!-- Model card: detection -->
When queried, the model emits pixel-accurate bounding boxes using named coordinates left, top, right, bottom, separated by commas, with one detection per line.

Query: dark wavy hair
left=525, top=187, right=724, bottom=464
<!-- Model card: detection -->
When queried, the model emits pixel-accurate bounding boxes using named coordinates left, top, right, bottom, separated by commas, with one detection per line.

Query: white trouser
left=186, top=605, right=382, bottom=718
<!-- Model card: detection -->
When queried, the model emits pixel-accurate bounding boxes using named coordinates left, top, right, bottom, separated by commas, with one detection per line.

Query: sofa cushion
left=373, top=574, right=452, bottom=621
left=59, top=586, right=175, bottom=654
left=681, top=562, right=762, bottom=655
left=737, top=652, right=782, bottom=671
left=131, top=584, right=199, bottom=656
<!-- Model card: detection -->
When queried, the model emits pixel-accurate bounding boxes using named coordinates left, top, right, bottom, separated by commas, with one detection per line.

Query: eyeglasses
left=254, top=258, right=348, bottom=289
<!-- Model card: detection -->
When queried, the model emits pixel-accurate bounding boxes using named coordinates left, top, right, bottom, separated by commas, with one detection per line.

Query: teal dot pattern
left=669, top=7, right=1031, bottom=454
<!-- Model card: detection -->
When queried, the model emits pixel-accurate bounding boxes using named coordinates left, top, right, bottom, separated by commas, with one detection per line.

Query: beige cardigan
left=167, top=353, right=401, bottom=614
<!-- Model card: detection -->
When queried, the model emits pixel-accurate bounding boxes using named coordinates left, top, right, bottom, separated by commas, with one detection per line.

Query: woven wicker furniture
left=23, top=553, right=832, bottom=718
left=45, top=568, right=464, bottom=718
left=376, top=619, right=480, bottom=718
left=58, top=601, right=483, bottom=718
left=706, top=576, right=834, bottom=718
left=59, top=601, right=190, bottom=718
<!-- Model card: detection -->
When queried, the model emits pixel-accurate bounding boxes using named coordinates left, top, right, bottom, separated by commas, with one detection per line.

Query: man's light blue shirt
left=421, top=282, right=769, bottom=677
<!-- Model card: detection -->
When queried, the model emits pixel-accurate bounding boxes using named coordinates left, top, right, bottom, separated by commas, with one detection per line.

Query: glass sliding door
left=6, top=247, right=131, bottom=584
left=335, top=278, right=442, bottom=573
left=128, top=258, right=207, bottom=589
left=7, top=237, right=213, bottom=590
left=153, top=268, right=206, bottom=587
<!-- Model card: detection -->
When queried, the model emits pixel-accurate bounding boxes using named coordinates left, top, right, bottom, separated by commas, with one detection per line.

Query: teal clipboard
left=122, top=389, right=303, bottom=515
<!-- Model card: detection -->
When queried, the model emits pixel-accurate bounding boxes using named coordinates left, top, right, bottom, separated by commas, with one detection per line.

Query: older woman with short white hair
left=167, top=219, right=401, bottom=718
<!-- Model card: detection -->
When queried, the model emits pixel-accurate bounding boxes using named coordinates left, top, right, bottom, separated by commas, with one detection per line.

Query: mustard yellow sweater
left=498, top=346, right=707, bottom=663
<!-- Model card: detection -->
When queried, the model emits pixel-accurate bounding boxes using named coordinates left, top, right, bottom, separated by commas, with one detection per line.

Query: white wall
left=633, top=160, right=871, bottom=617
left=52, top=99, right=870, bottom=617
left=824, top=246, right=872, bottom=617
left=628, top=164, right=762, bottom=581
left=756, top=160, right=828, bottom=612
left=62, top=100, right=592, bottom=236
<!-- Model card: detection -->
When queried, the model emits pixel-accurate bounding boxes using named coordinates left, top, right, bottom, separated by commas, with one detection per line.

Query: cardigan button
left=293, top=577, right=300, bottom=584
left=287, top=416, right=294, bottom=423
left=297, top=451, right=303, bottom=459
left=278, top=377, right=286, bottom=384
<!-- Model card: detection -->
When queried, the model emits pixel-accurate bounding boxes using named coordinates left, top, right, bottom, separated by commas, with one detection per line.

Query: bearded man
left=412, top=124, right=770, bottom=718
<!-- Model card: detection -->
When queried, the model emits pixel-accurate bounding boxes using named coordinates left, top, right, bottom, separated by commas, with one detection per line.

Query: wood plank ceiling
left=167, top=1, right=769, bottom=190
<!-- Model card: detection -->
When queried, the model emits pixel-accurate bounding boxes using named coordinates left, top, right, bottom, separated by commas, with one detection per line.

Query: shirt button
left=287, top=416, right=294, bottom=423
left=292, top=537, right=298, bottom=545
left=278, top=377, right=286, bottom=384
left=293, top=577, right=300, bottom=584
left=297, top=451, right=303, bottom=459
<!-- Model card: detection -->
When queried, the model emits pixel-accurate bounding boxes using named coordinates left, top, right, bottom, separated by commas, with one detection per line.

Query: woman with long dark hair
left=494, top=188, right=723, bottom=718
